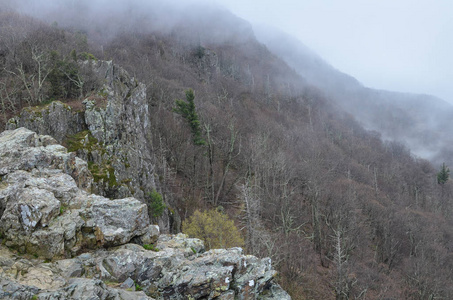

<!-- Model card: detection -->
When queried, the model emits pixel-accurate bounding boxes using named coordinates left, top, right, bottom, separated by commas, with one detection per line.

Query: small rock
left=56, top=259, right=84, bottom=278
left=138, top=225, right=160, bottom=245
left=120, top=277, right=135, bottom=290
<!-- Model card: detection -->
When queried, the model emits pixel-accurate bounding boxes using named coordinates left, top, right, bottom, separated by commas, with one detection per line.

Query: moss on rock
left=65, top=131, right=118, bottom=189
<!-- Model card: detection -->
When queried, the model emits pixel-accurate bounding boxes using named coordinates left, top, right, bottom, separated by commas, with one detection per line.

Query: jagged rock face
left=0, top=128, right=155, bottom=259
left=0, top=234, right=290, bottom=300
left=7, top=60, right=156, bottom=202
left=7, top=101, right=87, bottom=142
left=0, top=128, right=290, bottom=299
left=82, top=60, right=155, bottom=200
left=0, top=127, right=92, bottom=192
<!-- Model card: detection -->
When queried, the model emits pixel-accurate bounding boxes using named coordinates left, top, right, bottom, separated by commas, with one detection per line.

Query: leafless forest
left=1, top=1, right=453, bottom=299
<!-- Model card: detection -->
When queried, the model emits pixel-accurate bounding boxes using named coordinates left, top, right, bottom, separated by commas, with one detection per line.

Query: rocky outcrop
left=0, top=127, right=290, bottom=299
left=6, top=101, right=86, bottom=142
left=0, top=128, right=155, bottom=258
left=7, top=60, right=156, bottom=201
left=0, top=127, right=91, bottom=192
left=0, top=235, right=289, bottom=300
left=80, top=60, right=155, bottom=200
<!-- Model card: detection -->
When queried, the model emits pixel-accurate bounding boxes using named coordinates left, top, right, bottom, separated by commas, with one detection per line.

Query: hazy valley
left=1, top=1, right=453, bottom=299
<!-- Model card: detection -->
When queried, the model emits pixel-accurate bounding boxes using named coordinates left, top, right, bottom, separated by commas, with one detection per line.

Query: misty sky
left=213, top=0, right=453, bottom=102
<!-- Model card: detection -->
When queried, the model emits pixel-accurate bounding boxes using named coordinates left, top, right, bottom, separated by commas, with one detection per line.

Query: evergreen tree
left=437, top=163, right=450, bottom=184
left=173, top=89, right=206, bottom=146
left=146, top=189, right=166, bottom=219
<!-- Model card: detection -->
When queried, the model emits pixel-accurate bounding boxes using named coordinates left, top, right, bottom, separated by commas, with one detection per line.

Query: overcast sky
left=212, top=0, right=453, bottom=102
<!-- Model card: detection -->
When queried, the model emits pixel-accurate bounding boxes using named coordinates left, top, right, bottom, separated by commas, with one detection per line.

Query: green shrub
left=182, top=209, right=244, bottom=250
left=78, top=52, right=97, bottom=61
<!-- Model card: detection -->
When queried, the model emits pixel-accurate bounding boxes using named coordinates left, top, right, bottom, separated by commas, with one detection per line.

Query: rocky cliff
left=0, top=128, right=290, bottom=300
left=6, top=59, right=179, bottom=232
left=7, top=60, right=156, bottom=202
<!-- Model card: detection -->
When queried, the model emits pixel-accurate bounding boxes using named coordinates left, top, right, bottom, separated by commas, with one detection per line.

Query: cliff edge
left=0, top=128, right=290, bottom=299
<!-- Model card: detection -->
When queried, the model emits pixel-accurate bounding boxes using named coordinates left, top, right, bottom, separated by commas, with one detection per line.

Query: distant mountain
left=256, top=25, right=453, bottom=167
left=3, top=2, right=453, bottom=299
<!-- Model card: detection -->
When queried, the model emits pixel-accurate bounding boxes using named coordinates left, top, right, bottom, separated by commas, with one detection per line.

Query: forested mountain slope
left=2, top=1, right=453, bottom=299
left=256, top=26, right=453, bottom=167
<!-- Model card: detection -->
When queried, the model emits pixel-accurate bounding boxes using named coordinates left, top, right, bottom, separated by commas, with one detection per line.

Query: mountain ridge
left=256, top=25, right=453, bottom=166
left=2, top=2, right=453, bottom=299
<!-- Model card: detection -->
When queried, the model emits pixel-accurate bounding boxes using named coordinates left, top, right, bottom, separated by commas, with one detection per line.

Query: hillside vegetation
left=2, top=1, right=453, bottom=299
left=257, top=26, right=453, bottom=167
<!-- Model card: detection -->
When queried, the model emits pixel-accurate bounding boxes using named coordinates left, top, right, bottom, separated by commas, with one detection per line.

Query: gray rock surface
left=6, top=60, right=179, bottom=233
left=0, top=128, right=152, bottom=259
left=6, top=101, right=86, bottom=142
left=0, top=127, right=92, bottom=192
left=0, top=234, right=290, bottom=300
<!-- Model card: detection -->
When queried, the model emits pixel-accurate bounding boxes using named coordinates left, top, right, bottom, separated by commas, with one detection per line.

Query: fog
left=214, top=0, right=453, bottom=103
left=4, top=0, right=451, bottom=103
left=3, top=0, right=453, bottom=165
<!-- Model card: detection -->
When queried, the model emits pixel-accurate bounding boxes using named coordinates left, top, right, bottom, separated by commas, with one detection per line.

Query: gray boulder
left=0, top=128, right=152, bottom=259
left=0, top=233, right=290, bottom=299
left=6, top=101, right=86, bottom=142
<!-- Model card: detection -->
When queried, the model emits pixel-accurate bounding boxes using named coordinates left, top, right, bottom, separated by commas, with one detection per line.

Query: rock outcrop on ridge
left=6, top=59, right=176, bottom=232
left=0, top=128, right=290, bottom=299
left=7, top=60, right=156, bottom=201
left=0, top=128, right=155, bottom=259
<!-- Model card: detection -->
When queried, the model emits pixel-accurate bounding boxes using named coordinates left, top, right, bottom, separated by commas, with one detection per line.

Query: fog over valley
left=217, top=0, right=453, bottom=102
left=7, top=0, right=450, bottom=166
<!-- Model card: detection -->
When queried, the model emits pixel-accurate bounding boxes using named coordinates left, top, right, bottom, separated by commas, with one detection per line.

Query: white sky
left=212, top=0, right=453, bottom=102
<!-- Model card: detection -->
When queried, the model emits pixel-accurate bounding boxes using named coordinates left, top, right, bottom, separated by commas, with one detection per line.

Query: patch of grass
left=89, top=163, right=117, bottom=187
left=23, top=105, right=46, bottom=115
left=104, top=279, right=119, bottom=287
left=135, top=282, right=143, bottom=291
left=59, top=204, right=68, bottom=215
left=143, top=244, right=159, bottom=252
left=98, top=88, right=108, bottom=98
left=121, top=178, right=132, bottom=184
left=64, top=131, right=118, bottom=188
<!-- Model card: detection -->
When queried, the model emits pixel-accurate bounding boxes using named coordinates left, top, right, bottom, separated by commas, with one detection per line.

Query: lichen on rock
left=0, top=128, right=151, bottom=258
left=0, top=127, right=290, bottom=299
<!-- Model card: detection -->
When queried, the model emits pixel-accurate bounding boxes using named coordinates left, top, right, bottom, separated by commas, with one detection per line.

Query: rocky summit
left=0, top=128, right=290, bottom=299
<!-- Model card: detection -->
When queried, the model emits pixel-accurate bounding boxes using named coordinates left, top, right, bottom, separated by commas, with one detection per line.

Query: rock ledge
left=0, top=128, right=290, bottom=299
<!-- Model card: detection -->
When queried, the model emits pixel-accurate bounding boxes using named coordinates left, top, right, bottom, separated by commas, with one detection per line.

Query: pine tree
left=437, top=163, right=450, bottom=184
left=173, top=89, right=206, bottom=146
